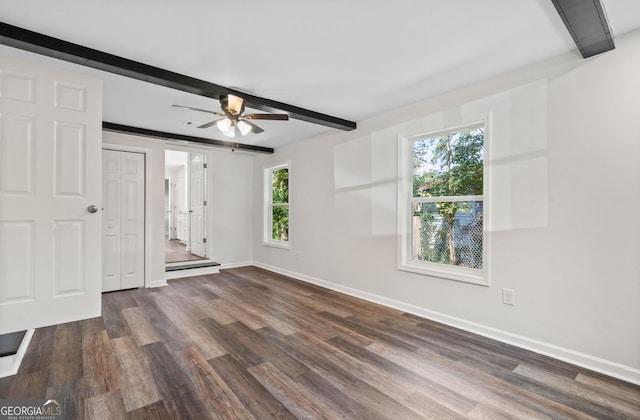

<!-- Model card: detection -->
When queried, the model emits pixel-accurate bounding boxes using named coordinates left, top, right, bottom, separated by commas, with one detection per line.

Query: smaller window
left=264, top=163, right=290, bottom=248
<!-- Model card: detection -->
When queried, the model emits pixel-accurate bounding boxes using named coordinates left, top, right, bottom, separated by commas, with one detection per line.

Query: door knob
left=87, top=205, right=99, bottom=213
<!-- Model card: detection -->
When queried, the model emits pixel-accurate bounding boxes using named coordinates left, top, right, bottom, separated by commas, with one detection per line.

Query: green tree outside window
left=271, top=168, right=289, bottom=241
left=413, top=128, right=484, bottom=268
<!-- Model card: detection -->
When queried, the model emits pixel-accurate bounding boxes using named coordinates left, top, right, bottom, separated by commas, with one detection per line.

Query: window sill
left=398, top=261, right=488, bottom=286
left=262, top=241, right=291, bottom=250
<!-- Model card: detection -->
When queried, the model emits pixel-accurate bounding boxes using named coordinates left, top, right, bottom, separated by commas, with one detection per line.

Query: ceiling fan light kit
left=216, top=118, right=234, bottom=137
left=227, top=94, right=244, bottom=115
left=237, top=120, right=252, bottom=136
left=173, top=94, right=289, bottom=138
left=215, top=118, right=252, bottom=138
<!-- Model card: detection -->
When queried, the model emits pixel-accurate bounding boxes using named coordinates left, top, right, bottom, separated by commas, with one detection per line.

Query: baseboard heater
left=165, top=261, right=221, bottom=272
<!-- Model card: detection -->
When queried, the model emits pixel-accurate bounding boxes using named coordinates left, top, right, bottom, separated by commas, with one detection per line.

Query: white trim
left=165, top=265, right=220, bottom=280
left=0, top=329, right=34, bottom=378
left=262, top=241, right=291, bottom=250
left=264, top=162, right=290, bottom=172
left=482, top=115, right=493, bottom=286
left=397, top=119, right=490, bottom=286
left=164, top=145, right=216, bottom=271
left=400, top=260, right=485, bottom=285
left=413, top=195, right=484, bottom=203
left=219, top=261, right=254, bottom=270
left=252, top=262, right=640, bottom=386
left=405, top=120, right=486, bottom=142
left=163, top=260, right=254, bottom=280
left=103, top=142, right=153, bottom=289
left=147, top=279, right=168, bottom=288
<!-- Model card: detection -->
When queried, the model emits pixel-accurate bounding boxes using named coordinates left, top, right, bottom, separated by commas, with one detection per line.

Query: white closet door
left=119, top=152, right=144, bottom=289
left=0, top=54, right=102, bottom=333
left=102, top=150, right=121, bottom=292
left=102, top=150, right=144, bottom=292
left=189, top=152, right=206, bottom=257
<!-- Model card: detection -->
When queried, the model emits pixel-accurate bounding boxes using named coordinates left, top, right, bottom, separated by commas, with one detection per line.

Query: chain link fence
left=412, top=201, right=483, bottom=269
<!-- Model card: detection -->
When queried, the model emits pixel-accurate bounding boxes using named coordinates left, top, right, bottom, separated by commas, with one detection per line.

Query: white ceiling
left=1, top=0, right=640, bottom=149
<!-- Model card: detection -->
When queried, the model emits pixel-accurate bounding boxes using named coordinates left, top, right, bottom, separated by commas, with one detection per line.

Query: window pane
left=413, top=128, right=484, bottom=197
left=272, top=168, right=289, bottom=204
left=412, top=200, right=483, bottom=269
left=272, top=205, right=289, bottom=241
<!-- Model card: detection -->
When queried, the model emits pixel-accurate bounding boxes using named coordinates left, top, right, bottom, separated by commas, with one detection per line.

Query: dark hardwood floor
left=165, top=239, right=207, bottom=263
left=1, top=267, right=638, bottom=419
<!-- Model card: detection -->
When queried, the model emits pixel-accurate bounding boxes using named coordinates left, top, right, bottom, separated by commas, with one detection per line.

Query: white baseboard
left=0, top=329, right=34, bottom=378
left=165, top=265, right=220, bottom=280
left=155, top=261, right=253, bottom=283
left=163, top=261, right=253, bottom=280
left=219, top=261, right=254, bottom=270
left=253, top=262, right=640, bottom=386
left=148, top=279, right=168, bottom=288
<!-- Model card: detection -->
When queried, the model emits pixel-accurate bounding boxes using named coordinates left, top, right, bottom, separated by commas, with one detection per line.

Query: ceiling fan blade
left=244, top=113, right=289, bottom=121
left=241, top=119, right=264, bottom=134
left=227, top=94, right=244, bottom=115
left=197, top=118, right=225, bottom=129
left=172, top=104, right=224, bottom=116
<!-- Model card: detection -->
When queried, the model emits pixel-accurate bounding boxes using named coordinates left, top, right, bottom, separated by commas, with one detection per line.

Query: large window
left=264, top=163, right=290, bottom=248
left=398, top=123, right=487, bottom=285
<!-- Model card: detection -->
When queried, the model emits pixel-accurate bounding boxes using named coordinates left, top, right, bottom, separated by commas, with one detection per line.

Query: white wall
left=103, top=132, right=255, bottom=285
left=253, top=30, right=640, bottom=383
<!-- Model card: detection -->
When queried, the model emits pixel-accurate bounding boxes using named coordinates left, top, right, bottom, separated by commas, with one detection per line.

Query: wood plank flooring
left=1, top=266, right=638, bottom=419
left=165, top=239, right=207, bottom=263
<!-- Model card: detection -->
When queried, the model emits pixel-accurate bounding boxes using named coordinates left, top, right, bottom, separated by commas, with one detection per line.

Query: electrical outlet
left=502, top=288, right=515, bottom=306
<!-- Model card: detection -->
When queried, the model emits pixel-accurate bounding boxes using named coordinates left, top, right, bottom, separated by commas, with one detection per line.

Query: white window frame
left=397, top=120, right=490, bottom=286
left=263, top=162, right=291, bottom=249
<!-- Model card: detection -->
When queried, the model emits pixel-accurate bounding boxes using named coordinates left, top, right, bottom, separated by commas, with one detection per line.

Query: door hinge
left=203, top=200, right=207, bottom=206
left=203, top=163, right=207, bottom=169
left=203, top=238, right=207, bottom=243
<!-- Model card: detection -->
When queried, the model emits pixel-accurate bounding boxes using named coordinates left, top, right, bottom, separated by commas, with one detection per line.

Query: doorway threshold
left=0, top=329, right=34, bottom=378
left=165, top=261, right=221, bottom=272
left=0, top=331, right=26, bottom=358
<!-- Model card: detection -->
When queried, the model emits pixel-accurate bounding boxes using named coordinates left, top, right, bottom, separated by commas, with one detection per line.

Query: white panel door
left=0, top=54, right=102, bottom=334
left=119, top=151, right=144, bottom=289
left=102, top=150, right=121, bottom=292
left=189, top=153, right=206, bottom=257
left=102, top=150, right=144, bottom=292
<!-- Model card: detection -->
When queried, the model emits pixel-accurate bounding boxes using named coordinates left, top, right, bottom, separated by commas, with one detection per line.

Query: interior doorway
left=165, top=149, right=208, bottom=263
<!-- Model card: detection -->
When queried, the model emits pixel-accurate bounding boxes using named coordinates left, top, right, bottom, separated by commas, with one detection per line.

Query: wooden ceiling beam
left=0, top=21, right=356, bottom=131
left=550, top=0, right=615, bottom=58
left=103, top=122, right=274, bottom=154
